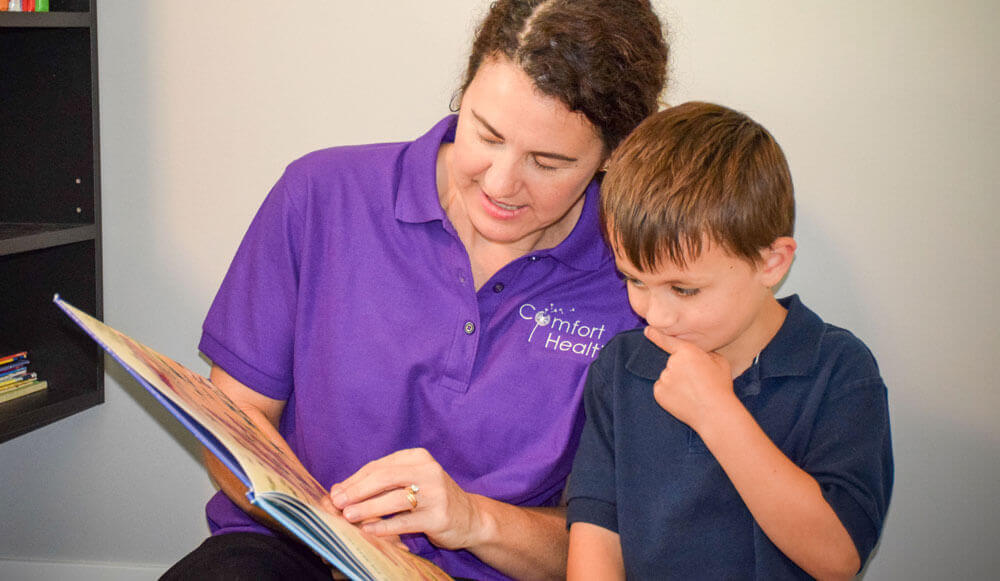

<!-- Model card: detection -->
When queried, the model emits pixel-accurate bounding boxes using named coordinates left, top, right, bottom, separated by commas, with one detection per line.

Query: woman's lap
left=160, top=532, right=332, bottom=581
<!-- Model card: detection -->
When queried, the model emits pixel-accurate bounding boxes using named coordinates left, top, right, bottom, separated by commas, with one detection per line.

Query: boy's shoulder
left=767, top=295, right=882, bottom=384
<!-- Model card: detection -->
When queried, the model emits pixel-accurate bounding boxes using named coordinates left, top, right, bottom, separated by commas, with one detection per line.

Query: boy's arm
left=697, top=397, right=860, bottom=580
left=645, top=330, right=861, bottom=580
left=567, top=522, right=625, bottom=581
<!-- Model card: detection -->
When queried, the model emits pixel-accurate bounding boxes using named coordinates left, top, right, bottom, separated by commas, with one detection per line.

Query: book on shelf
left=53, top=295, right=452, bottom=581
left=0, top=379, right=48, bottom=404
left=2, top=0, right=49, bottom=11
left=0, top=351, right=48, bottom=404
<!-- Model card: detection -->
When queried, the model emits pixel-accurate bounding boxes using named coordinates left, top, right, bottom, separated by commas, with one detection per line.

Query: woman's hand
left=329, top=448, right=485, bottom=551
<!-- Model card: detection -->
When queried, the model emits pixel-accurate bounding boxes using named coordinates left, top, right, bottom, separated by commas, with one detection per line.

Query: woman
left=164, top=1, right=668, bottom=579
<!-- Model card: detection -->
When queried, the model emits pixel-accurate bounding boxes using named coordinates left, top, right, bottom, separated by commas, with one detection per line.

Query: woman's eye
left=672, top=286, right=699, bottom=297
left=532, top=156, right=557, bottom=171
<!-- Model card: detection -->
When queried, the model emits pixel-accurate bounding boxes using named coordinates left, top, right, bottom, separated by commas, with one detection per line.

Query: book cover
left=0, top=373, right=37, bottom=391
left=0, top=358, right=29, bottom=374
left=53, top=295, right=451, bottom=581
left=0, top=380, right=47, bottom=404
left=0, top=352, right=28, bottom=365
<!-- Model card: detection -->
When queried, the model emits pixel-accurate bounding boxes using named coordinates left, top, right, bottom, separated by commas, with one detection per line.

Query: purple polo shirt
left=199, top=115, right=642, bottom=580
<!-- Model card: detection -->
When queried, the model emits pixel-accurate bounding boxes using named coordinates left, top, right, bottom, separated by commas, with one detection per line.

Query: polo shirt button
left=529, top=256, right=538, bottom=262
left=464, top=321, right=476, bottom=335
left=493, top=283, right=504, bottom=293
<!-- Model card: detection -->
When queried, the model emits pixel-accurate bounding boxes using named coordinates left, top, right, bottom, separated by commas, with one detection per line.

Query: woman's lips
left=481, top=191, right=526, bottom=218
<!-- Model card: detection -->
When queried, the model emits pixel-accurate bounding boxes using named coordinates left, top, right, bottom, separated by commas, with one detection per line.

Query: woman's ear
left=758, top=236, right=797, bottom=287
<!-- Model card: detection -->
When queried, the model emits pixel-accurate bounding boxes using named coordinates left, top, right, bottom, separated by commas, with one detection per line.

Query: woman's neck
left=436, top=143, right=582, bottom=290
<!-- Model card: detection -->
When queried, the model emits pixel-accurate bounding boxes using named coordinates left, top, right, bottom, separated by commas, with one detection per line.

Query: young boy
left=566, top=102, right=893, bottom=580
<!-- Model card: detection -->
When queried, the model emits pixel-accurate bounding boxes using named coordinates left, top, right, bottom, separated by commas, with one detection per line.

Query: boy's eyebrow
left=616, top=264, right=703, bottom=286
left=471, top=110, right=579, bottom=162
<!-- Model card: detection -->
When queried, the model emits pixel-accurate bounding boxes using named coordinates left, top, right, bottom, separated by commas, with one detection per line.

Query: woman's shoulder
left=285, top=140, right=411, bottom=181
left=266, top=140, right=414, bottom=216
left=283, top=116, right=455, bottom=184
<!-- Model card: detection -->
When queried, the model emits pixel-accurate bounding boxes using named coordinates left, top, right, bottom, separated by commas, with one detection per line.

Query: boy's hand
left=643, top=327, right=736, bottom=431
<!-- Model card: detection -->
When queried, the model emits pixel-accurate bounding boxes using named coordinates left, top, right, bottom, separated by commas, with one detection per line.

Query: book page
left=55, top=297, right=451, bottom=581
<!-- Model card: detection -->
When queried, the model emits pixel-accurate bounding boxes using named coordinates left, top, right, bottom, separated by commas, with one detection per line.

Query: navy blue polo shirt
left=567, top=295, right=893, bottom=579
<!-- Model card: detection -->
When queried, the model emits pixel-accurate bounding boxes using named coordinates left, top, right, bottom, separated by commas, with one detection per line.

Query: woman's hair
left=601, top=101, right=795, bottom=270
left=456, top=0, right=669, bottom=152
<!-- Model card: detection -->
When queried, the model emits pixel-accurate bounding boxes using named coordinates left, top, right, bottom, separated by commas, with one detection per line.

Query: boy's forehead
left=610, top=234, right=708, bottom=271
left=611, top=237, right=747, bottom=277
left=611, top=242, right=693, bottom=275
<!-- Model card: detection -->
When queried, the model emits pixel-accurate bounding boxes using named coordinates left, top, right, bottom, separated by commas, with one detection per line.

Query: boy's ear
left=758, top=236, right=797, bottom=287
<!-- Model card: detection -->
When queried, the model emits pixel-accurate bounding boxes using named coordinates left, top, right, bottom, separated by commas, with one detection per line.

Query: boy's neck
left=722, top=296, right=788, bottom=378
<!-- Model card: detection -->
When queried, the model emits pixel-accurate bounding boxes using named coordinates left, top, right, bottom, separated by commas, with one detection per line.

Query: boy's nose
left=643, top=298, right=678, bottom=329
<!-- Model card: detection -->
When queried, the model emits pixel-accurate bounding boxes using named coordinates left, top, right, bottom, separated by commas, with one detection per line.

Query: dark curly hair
left=456, top=0, right=669, bottom=152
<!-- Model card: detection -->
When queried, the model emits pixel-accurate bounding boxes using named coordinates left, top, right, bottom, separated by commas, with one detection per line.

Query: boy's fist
left=642, top=327, right=736, bottom=431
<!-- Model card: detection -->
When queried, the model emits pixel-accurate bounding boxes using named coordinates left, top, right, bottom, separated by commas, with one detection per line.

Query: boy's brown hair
left=600, top=101, right=795, bottom=270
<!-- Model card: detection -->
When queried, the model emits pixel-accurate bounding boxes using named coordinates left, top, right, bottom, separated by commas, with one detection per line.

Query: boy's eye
left=478, top=133, right=502, bottom=145
left=621, top=275, right=645, bottom=289
left=672, top=286, right=699, bottom=297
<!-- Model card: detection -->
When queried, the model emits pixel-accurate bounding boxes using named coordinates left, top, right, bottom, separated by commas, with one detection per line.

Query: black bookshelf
left=0, top=0, right=103, bottom=443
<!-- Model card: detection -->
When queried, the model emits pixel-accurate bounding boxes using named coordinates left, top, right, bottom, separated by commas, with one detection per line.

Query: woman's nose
left=483, top=153, right=521, bottom=199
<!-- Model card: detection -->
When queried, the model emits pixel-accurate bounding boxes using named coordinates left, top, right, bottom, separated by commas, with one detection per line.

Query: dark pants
left=160, top=532, right=333, bottom=581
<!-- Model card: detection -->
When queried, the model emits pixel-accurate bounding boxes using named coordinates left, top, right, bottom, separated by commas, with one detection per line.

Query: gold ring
left=405, top=484, right=419, bottom=510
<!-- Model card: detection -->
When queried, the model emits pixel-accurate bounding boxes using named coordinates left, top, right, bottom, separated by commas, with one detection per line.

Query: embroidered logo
left=519, top=302, right=607, bottom=359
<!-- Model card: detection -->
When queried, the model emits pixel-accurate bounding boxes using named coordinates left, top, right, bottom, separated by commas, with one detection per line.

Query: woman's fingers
left=326, top=447, right=482, bottom=550
left=330, top=448, right=429, bottom=509
left=339, top=486, right=424, bottom=524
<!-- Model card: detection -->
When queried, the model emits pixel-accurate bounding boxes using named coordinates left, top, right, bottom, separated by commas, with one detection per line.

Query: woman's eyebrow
left=471, top=109, right=579, bottom=162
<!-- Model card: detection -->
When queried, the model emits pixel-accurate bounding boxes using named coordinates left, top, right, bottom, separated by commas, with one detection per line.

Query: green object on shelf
left=36, top=0, right=49, bottom=11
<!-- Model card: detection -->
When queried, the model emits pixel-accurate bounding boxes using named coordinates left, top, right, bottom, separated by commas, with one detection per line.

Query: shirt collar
left=394, top=115, right=456, bottom=225
left=624, top=295, right=822, bottom=397
left=757, top=294, right=824, bottom=379
left=394, top=115, right=611, bottom=273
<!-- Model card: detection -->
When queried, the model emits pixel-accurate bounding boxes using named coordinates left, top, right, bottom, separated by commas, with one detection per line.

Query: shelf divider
left=0, top=223, right=97, bottom=256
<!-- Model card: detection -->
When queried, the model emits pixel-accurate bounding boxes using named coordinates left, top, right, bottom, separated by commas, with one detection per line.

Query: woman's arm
left=567, top=522, right=625, bottom=580
left=329, top=447, right=572, bottom=581
left=462, top=495, right=570, bottom=581
left=202, top=365, right=288, bottom=531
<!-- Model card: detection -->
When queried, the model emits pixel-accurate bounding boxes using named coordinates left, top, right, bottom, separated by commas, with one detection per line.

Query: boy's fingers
left=643, top=326, right=694, bottom=354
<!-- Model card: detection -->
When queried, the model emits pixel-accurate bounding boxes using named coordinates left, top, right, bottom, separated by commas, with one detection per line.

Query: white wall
left=1, top=1, right=996, bottom=579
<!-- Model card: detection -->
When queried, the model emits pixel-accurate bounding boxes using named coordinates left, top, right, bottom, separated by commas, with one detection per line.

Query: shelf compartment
left=0, top=240, right=102, bottom=444
left=1, top=25, right=95, bottom=223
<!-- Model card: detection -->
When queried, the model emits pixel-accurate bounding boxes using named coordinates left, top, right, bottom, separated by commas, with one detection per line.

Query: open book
left=54, top=296, right=452, bottom=581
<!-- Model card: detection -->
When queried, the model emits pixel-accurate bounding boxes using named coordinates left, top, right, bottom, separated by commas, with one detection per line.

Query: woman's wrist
left=463, top=493, right=499, bottom=551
